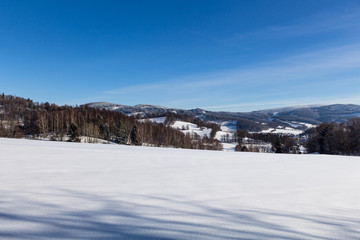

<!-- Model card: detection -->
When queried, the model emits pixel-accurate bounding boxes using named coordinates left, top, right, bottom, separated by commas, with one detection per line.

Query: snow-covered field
left=1, top=138, right=360, bottom=239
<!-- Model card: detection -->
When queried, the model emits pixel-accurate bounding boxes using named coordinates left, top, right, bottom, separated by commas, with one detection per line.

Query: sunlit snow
left=0, top=138, right=359, bottom=239
left=172, top=120, right=212, bottom=138
left=261, top=126, right=304, bottom=135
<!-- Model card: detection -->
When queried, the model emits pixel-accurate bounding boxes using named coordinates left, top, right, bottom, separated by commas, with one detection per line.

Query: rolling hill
left=85, top=102, right=360, bottom=132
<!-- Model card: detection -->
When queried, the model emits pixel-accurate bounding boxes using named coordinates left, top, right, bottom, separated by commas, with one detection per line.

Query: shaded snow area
left=1, top=138, right=360, bottom=240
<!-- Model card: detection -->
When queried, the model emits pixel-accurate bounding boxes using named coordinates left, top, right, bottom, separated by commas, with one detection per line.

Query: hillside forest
left=0, top=94, right=222, bottom=150
left=1, top=93, right=360, bottom=155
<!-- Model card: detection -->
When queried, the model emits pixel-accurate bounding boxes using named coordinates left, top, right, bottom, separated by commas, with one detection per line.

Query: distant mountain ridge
left=86, top=102, right=207, bottom=117
left=85, top=102, right=360, bottom=132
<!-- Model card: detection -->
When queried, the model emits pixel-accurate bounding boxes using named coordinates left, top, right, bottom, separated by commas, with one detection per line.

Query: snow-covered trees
left=235, top=132, right=299, bottom=154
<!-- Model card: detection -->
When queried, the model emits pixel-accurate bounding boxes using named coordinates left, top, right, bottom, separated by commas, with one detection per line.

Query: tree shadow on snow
left=0, top=190, right=359, bottom=240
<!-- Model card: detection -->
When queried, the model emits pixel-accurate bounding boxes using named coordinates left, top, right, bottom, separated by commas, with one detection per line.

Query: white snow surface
left=172, top=120, right=212, bottom=138
left=214, top=130, right=234, bottom=142
left=220, top=142, right=237, bottom=151
left=1, top=138, right=360, bottom=239
left=261, top=126, right=304, bottom=135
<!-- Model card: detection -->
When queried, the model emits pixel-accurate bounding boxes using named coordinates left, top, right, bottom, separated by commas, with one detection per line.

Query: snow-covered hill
left=142, top=117, right=238, bottom=150
left=86, top=102, right=360, bottom=133
left=1, top=138, right=359, bottom=239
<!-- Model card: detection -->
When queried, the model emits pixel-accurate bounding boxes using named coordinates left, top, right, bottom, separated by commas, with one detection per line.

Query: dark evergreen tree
left=236, top=129, right=248, bottom=144
left=116, top=120, right=127, bottom=144
left=68, top=122, right=80, bottom=142
left=273, top=136, right=282, bottom=153
left=130, top=125, right=141, bottom=146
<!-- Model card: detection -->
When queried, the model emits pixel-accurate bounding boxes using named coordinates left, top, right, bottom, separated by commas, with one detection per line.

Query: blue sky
left=1, top=0, right=360, bottom=111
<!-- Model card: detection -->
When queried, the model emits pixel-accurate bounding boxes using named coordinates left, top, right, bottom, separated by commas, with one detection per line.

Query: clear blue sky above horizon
left=1, top=0, right=360, bottom=112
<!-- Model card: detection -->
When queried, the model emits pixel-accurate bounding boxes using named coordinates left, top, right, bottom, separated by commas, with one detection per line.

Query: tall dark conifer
left=68, top=122, right=80, bottom=142
left=130, top=125, right=141, bottom=146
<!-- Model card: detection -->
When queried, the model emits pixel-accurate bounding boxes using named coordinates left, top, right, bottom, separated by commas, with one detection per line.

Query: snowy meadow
left=0, top=138, right=359, bottom=239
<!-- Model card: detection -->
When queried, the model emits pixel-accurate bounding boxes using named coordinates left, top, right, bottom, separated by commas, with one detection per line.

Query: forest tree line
left=0, top=94, right=222, bottom=150
left=305, top=118, right=360, bottom=155
left=234, top=130, right=301, bottom=154
left=2, top=93, right=360, bottom=155
left=234, top=117, right=360, bottom=155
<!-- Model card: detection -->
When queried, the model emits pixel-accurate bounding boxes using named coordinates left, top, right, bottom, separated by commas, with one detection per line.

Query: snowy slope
left=139, top=118, right=213, bottom=138
left=87, top=102, right=360, bottom=130
left=171, top=120, right=212, bottom=138
left=143, top=118, right=236, bottom=150
left=261, top=126, right=304, bottom=135
left=1, top=138, right=359, bottom=239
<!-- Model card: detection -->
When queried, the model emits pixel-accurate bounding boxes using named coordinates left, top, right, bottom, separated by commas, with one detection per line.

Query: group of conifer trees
left=305, top=118, right=360, bottom=155
left=234, top=130, right=300, bottom=154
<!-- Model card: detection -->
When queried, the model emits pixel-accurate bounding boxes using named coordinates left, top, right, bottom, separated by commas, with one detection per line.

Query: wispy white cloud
left=217, top=7, right=360, bottom=46
left=202, top=97, right=323, bottom=112
left=106, top=43, right=360, bottom=86
left=97, top=7, right=360, bottom=111
left=203, top=93, right=360, bottom=112
left=98, top=42, right=360, bottom=110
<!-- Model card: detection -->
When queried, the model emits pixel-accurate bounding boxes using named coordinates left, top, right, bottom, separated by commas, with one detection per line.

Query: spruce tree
left=68, top=122, right=80, bottom=142
left=130, top=125, right=140, bottom=146
left=116, top=120, right=127, bottom=144
left=273, top=137, right=282, bottom=153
